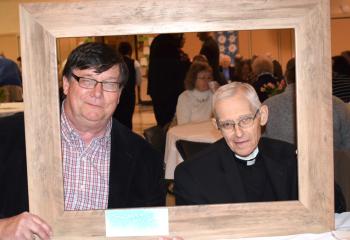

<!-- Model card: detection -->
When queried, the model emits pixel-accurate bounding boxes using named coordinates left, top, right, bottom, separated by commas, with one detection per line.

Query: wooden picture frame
left=19, top=0, right=333, bottom=239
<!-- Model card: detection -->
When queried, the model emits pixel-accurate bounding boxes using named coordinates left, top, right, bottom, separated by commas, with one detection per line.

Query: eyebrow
left=220, top=113, right=255, bottom=122
left=78, top=75, right=119, bottom=82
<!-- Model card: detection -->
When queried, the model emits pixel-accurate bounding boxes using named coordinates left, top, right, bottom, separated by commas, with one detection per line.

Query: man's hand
left=0, top=212, right=52, bottom=240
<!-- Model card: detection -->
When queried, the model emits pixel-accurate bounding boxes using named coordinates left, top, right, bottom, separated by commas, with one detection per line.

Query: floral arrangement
left=260, top=79, right=286, bottom=97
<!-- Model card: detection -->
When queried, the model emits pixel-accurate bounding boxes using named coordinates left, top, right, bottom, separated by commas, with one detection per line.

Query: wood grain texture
left=19, top=5, right=63, bottom=226
left=19, top=0, right=333, bottom=239
left=295, top=0, right=334, bottom=228
left=22, top=0, right=317, bottom=37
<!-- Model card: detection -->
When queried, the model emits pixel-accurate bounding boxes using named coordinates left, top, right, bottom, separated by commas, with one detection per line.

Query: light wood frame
left=19, top=0, right=333, bottom=239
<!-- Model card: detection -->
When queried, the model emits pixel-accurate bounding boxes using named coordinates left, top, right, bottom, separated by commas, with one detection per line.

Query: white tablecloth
left=164, top=120, right=222, bottom=179
left=0, top=102, right=24, bottom=117
left=234, top=212, right=350, bottom=239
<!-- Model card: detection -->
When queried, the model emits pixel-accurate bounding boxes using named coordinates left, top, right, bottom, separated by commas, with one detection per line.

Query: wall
left=0, top=34, right=20, bottom=61
left=1, top=0, right=349, bottom=64
left=237, top=29, right=295, bottom=71
left=331, top=18, right=350, bottom=55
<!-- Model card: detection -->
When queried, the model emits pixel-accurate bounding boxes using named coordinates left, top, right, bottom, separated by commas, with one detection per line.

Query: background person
left=113, top=41, right=142, bottom=130
left=332, top=55, right=350, bottom=103
left=147, top=34, right=190, bottom=127
left=219, top=54, right=235, bottom=84
left=176, top=62, right=214, bottom=125
left=251, top=55, right=279, bottom=102
left=264, top=58, right=350, bottom=151
left=197, top=32, right=225, bottom=85
left=0, top=55, right=22, bottom=102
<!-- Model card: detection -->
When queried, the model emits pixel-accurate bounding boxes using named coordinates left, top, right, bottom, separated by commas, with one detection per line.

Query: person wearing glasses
left=174, top=82, right=298, bottom=205
left=60, top=42, right=165, bottom=210
left=0, top=42, right=165, bottom=239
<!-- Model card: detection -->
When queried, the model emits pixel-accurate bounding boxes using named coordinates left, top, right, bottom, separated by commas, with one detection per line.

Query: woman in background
left=176, top=62, right=214, bottom=125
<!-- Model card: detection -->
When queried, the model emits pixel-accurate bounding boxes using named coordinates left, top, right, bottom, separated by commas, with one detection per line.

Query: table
left=237, top=212, right=350, bottom=239
left=0, top=102, right=24, bottom=117
left=164, top=120, right=222, bottom=179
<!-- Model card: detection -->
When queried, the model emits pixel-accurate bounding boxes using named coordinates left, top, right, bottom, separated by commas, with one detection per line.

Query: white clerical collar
left=235, top=147, right=259, bottom=166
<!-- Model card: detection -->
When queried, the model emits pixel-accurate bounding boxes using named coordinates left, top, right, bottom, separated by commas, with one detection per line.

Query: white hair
left=251, top=55, right=273, bottom=75
left=212, top=82, right=261, bottom=118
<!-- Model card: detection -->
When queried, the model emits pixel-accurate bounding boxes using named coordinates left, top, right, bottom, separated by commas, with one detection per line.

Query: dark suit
left=174, top=137, right=298, bottom=205
left=147, top=34, right=190, bottom=127
left=0, top=113, right=165, bottom=218
left=200, top=37, right=225, bottom=85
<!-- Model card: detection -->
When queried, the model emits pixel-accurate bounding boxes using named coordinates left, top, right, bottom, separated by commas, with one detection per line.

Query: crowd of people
left=0, top=32, right=349, bottom=239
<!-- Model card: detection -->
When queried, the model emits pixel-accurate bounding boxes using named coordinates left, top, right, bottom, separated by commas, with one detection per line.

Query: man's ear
left=259, top=105, right=269, bottom=126
left=62, top=76, right=70, bottom=95
left=211, top=117, right=219, bottom=129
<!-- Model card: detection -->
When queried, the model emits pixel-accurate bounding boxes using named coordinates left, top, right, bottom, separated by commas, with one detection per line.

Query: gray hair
left=212, top=82, right=261, bottom=118
left=251, top=55, right=274, bottom=76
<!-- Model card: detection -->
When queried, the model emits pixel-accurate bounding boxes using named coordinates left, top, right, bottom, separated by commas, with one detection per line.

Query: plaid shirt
left=61, top=107, right=111, bottom=211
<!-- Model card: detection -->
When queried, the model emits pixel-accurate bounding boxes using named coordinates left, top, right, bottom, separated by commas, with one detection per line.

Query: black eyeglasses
left=217, top=109, right=260, bottom=131
left=71, top=73, right=122, bottom=92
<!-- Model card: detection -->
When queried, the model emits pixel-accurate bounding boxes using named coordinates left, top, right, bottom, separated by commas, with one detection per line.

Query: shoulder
left=111, top=118, right=162, bottom=163
left=333, top=96, right=350, bottom=117
left=333, top=95, right=347, bottom=109
left=178, top=90, right=193, bottom=101
left=263, top=91, right=292, bottom=113
left=259, top=137, right=296, bottom=159
left=175, top=138, right=226, bottom=175
left=111, top=119, right=154, bottom=151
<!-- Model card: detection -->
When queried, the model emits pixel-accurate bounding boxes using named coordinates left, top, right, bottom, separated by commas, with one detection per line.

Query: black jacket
left=174, top=137, right=298, bottom=205
left=0, top=113, right=165, bottom=218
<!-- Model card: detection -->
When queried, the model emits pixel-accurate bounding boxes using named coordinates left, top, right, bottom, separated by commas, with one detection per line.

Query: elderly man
left=0, top=42, right=165, bottom=239
left=174, top=82, right=298, bottom=205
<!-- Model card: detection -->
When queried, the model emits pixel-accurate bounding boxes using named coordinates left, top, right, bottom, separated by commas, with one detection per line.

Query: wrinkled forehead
left=215, top=93, right=255, bottom=120
left=73, top=64, right=120, bottom=76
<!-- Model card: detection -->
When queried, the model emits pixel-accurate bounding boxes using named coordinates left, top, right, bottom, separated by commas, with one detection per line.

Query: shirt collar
left=235, top=147, right=259, bottom=166
left=60, top=101, right=112, bottom=144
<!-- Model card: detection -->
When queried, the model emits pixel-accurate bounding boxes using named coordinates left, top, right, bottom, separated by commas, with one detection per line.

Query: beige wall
left=0, top=34, right=20, bottom=61
left=182, top=32, right=201, bottom=60
left=331, top=18, right=350, bottom=55
left=237, top=29, right=295, bottom=71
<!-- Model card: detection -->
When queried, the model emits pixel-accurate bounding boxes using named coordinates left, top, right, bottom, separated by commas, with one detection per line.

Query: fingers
left=31, top=215, right=53, bottom=239
left=29, top=219, right=51, bottom=240
left=13, top=212, right=52, bottom=240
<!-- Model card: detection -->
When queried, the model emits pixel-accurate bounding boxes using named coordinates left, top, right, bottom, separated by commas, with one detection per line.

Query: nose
left=233, top=124, right=244, bottom=137
left=91, top=82, right=103, bottom=98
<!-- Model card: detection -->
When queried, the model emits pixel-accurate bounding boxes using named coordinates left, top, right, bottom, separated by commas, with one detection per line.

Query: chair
left=143, top=125, right=167, bottom=155
left=175, top=139, right=211, bottom=161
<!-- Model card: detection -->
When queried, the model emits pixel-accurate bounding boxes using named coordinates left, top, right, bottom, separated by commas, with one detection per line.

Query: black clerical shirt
left=233, top=153, right=277, bottom=202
